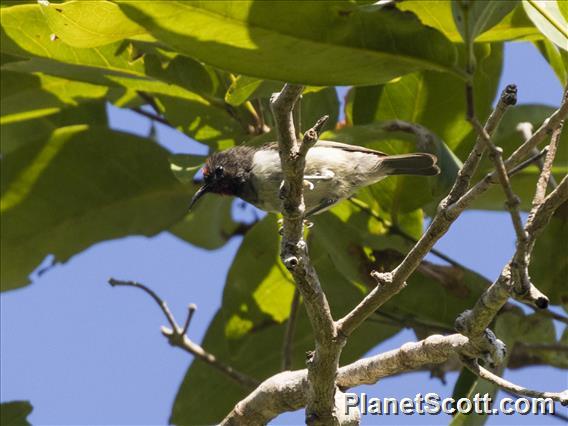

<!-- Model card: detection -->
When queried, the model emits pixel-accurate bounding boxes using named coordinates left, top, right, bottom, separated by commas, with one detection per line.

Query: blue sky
left=1, top=42, right=566, bottom=425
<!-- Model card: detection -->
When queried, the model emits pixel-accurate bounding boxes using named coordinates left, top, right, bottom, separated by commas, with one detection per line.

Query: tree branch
left=270, top=84, right=341, bottom=424
left=516, top=122, right=558, bottom=189
left=337, top=85, right=517, bottom=337
left=221, top=333, right=567, bottom=425
left=107, top=278, right=259, bottom=390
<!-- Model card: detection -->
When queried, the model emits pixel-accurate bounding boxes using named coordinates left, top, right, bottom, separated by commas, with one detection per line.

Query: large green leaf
left=1, top=5, right=228, bottom=104
left=452, top=0, right=518, bottom=44
left=346, top=43, right=503, bottom=150
left=399, top=1, right=541, bottom=43
left=522, top=0, right=568, bottom=51
left=0, top=401, right=33, bottom=426
left=1, top=71, right=108, bottom=125
left=1, top=4, right=146, bottom=75
left=1, top=99, right=108, bottom=155
left=39, top=0, right=145, bottom=48
left=1, top=125, right=190, bottom=291
left=170, top=215, right=401, bottom=424
left=117, top=1, right=463, bottom=86
left=534, top=38, right=568, bottom=86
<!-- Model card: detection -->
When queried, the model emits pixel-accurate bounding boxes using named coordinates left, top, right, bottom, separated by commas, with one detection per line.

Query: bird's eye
left=215, top=165, right=224, bottom=177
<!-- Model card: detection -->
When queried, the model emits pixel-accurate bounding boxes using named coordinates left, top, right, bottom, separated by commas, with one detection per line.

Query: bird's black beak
left=188, top=184, right=209, bottom=211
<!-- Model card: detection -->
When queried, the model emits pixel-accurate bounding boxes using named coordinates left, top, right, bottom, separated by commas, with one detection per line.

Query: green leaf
left=466, top=105, right=568, bottom=211
left=0, top=401, right=33, bottom=426
left=39, top=0, right=145, bottom=48
left=1, top=71, right=108, bottom=125
left=347, top=43, right=503, bottom=150
left=1, top=101, right=108, bottom=155
left=522, top=0, right=568, bottom=51
left=399, top=1, right=541, bottom=43
left=560, top=0, right=568, bottom=22
left=170, top=190, right=240, bottom=251
left=530, top=214, right=568, bottom=306
left=225, top=76, right=265, bottom=106
left=117, top=1, right=462, bottom=86
left=301, top=87, right=340, bottom=134
left=449, top=368, right=490, bottom=426
left=1, top=126, right=189, bottom=291
left=534, top=38, right=568, bottom=86
left=452, top=0, right=518, bottom=44
left=1, top=4, right=146, bottom=74
left=170, top=215, right=401, bottom=424
left=157, top=95, right=246, bottom=150
left=1, top=5, right=225, bottom=102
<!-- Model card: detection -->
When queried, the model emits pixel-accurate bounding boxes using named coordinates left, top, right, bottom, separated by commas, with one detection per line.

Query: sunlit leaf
left=452, top=0, right=518, bottom=44
left=522, top=0, right=568, bottom=51
left=39, top=0, right=145, bottom=48
left=534, top=38, right=568, bottom=86
left=399, top=1, right=541, bottom=43
left=117, top=1, right=462, bottom=86
left=1, top=71, right=108, bottom=125
left=346, top=43, right=503, bottom=150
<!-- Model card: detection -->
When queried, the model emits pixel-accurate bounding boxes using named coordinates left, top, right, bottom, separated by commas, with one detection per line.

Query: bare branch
left=534, top=124, right=562, bottom=206
left=462, top=358, right=568, bottom=404
left=222, top=333, right=567, bottom=424
left=454, top=177, right=568, bottom=341
left=517, top=122, right=558, bottom=189
left=505, top=86, right=568, bottom=169
left=337, top=85, right=517, bottom=337
left=469, top=118, right=527, bottom=246
left=451, top=88, right=568, bottom=214
left=107, top=278, right=259, bottom=390
left=271, top=84, right=341, bottom=424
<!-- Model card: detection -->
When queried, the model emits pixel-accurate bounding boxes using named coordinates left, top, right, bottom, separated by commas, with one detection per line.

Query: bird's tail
left=381, top=153, right=440, bottom=176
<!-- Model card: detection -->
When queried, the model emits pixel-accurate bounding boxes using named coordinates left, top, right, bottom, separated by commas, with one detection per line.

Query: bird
left=189, top=140, right=439, bottom=217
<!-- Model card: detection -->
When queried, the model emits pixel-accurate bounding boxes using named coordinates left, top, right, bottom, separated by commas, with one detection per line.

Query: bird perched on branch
left=189, top=140, right=439, bottom=216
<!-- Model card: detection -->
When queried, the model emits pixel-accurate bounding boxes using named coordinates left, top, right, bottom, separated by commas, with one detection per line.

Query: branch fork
left=108, top=82, right=568, bottom=425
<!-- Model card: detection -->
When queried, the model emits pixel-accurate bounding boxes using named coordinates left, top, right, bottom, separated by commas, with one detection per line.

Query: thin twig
left=462, top=358, right=567, bottom=404
left=130, top=107, right=172, bottom=126
left=137, top=91, right=163, bottom=116
left=533, top=121, right=563, bottom=206
left=282, top=288, right=301, bottom=371
left=517, top=122, right=558, bottom=189
left=107, top=278, right=259, bottom=390
left=501, top=390, right=568, bottom=423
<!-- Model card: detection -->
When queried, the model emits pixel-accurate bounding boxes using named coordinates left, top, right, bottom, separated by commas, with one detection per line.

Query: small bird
left=189, top=141, right=439, bottom=216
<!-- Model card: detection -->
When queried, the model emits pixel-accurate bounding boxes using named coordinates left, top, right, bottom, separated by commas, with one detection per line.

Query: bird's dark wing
left=314, top=140, right=388, bottom=156
left=262, top=140, right=388, bottom=156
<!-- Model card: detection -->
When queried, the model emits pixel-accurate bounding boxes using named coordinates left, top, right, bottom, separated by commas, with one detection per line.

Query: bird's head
left=188, top=147, right=254, bottom=210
